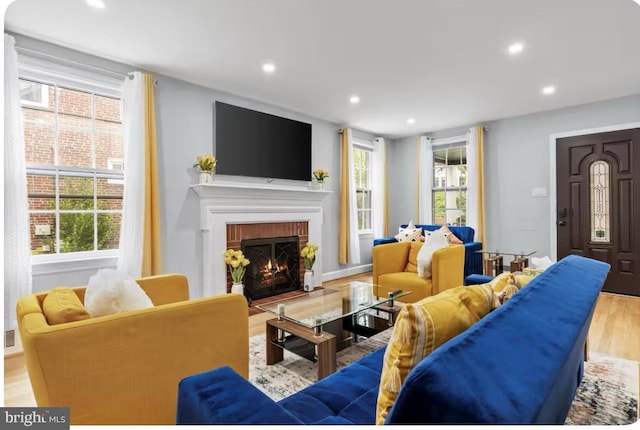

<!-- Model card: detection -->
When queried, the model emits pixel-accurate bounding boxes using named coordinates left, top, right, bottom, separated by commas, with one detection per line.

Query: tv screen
left=214, top=101, right=312, bottom=181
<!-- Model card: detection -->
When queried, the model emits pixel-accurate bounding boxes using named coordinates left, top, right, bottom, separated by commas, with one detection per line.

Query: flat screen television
left=214, top=101, right=312, bottom=181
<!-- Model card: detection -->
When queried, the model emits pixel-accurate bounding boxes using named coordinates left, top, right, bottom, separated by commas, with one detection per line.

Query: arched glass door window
left=590, top=160, right=610, bottom=243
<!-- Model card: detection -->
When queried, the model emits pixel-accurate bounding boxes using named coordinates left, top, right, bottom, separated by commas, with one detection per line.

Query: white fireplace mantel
left=190, top=182, right=331, bottom=296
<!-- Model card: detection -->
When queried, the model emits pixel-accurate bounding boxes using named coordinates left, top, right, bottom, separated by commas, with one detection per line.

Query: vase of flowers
left=301, top=242, right=319, bottom=291
left=312, top=169, right=329, bottom=190
left=194, top=154, right=217, bottom=184
left=224, top=249, right=250, bottom=295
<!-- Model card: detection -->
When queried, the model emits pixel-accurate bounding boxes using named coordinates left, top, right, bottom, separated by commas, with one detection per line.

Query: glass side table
left=476, top=250, right=537, bottom=276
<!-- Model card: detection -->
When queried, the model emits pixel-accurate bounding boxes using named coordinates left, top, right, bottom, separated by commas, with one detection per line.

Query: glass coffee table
left=257, top=281, right=410, bottom=380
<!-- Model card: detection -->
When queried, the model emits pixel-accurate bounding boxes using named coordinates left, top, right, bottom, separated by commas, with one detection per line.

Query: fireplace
left=241, top=236, right=300, bottom=300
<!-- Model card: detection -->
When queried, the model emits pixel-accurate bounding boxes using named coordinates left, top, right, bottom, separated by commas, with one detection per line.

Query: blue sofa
left=177, top=255, right=609, bottom=425
left=374, top=224, right=483, bottom=279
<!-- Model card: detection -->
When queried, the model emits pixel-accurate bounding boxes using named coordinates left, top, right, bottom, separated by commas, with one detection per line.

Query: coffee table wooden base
left=266, top=318, right=337, bottom=380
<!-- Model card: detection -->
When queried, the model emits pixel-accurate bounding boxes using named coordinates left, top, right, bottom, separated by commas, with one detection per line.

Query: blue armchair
left=374, top=224, right=482, bottom=279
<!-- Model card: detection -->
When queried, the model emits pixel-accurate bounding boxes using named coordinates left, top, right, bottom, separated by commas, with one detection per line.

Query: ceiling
left=5, top=0, right=640, bottom=138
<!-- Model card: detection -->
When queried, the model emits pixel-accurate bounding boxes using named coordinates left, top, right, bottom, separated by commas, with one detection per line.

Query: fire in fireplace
left=241, top=236, right=300, bottom=300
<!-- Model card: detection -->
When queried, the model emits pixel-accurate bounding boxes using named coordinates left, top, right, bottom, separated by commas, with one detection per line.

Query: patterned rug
left=248, top=331, right=639, bottom=425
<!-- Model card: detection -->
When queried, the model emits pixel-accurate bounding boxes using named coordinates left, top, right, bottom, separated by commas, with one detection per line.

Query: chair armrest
left=177, top=366, right=302, bottom=424
left=373, top=237, right=397, bottom=246
left=431, top=245, right=465, bottom=295
left=373, top=242, right=411, bottom=284
left=463, top=242, right=484, bottom=277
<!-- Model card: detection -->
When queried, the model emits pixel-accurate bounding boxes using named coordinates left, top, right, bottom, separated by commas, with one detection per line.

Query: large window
left=21, top=79, right=124, bottom=258
left=432, top=145, right=467, bottom=226
left=353, top=144, right=373, bottom=232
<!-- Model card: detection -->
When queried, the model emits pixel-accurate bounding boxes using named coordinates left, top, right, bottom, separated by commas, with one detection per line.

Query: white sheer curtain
left=372, top=137, right=386, bottom=237
left=346, top=128, right=361, bottom=264
left=466, top=127, right=479, bottom=233
left=417, top=136, right=433, bottom=223
left=4, top=34, right=32, bottom=329
left=117, top=72, right=146, bottom=277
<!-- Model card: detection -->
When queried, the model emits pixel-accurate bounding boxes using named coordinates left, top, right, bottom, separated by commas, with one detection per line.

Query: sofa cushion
left=404, top=242, right=423, bottom=272
left=375, top=285, right=492, bottom=424
left=42, top=287, right=91, bottom=325
left=378, top=272, right=432, bottom=303
left=438, top=225, right=463, bottom=244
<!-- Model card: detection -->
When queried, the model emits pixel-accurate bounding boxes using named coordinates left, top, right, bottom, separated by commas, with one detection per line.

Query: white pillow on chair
left=84, top=268, right=153, bottom=317
left=417, top=230, right=450, bottom=278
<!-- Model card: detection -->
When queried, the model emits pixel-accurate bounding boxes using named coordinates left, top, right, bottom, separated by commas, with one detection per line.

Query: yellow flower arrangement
left=300, top=242, right=319, bottom=270
left=193, top=154, right=217, bottom=172
left=312, top=169, right=329, bottom=182
left=224, top=249, right=250, bottom=283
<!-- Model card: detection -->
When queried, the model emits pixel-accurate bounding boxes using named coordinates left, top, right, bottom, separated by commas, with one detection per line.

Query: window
left=432, top=145, right=467, bottom=226
left=589, top=160, right=610, bottom=243
left=353, top=144, right=373, bottom=232
left=22, top=78, right=124, bottom=258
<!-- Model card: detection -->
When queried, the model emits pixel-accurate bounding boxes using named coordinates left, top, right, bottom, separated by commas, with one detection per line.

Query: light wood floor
left=5, top=273, right=640, bottom=407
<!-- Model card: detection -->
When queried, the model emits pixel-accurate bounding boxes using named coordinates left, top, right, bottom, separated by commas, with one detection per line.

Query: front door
left=556, top=128, right=640, bottom=296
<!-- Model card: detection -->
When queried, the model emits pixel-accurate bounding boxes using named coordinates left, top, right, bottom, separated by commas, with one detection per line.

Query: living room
left=4, top=0, right=640, bottom=426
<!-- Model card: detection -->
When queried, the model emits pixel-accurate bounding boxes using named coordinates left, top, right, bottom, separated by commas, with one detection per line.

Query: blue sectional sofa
left=177, top=255, right=609, bottom=425
left=374, top=224, right=483, bottom=278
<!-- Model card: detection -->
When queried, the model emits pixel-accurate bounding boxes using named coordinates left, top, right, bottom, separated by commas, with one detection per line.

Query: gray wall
left=16, top=35, right=375, bottom=295
left=387, top=94, right=640, bottom=260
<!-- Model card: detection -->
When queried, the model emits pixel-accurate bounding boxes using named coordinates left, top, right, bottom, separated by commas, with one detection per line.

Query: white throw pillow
left=531, top=256, right=555, bottom=270
left=84, top=268, right=154, bottom=317
left=416, top=230, right=450, bottom=278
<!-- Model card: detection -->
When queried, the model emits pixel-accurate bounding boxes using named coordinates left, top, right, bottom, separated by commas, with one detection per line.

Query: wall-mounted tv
left=214, top=101, right=312, bottom=181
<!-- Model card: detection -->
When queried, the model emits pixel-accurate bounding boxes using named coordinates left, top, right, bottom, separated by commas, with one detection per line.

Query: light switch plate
left=532, top=187, right=547, bottom=198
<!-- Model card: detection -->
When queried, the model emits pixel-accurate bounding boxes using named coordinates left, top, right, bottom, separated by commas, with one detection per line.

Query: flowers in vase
left=224, top=249, right=250, bottom=283
left=312, top=169, right=329, bottom=182
left=301, top=242, right=319, bottom=271
left=193, top=154, right=217, bottom=172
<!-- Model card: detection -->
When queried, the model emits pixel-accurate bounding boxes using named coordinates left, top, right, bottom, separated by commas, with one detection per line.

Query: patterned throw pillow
left=394, top=220, right=423, bottom=242
left=438, top=224, right=463, bottom=244
left=375, top=285, right=493, bottom=425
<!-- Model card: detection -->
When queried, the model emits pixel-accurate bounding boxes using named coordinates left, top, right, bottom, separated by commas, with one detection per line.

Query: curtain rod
left=15, top=46, right=129, bottom=79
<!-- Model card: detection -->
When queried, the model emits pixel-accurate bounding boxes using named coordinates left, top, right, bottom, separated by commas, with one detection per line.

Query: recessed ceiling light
left=86, top=0, right=105, bottom=8
left=542, top=86, right=556, bottom=95
left=262, top=63, right=276, bottom=73
left=508, top=42, right=524, bottom=55
left=406, top=118, right=416, bottom=124
left=349, top=95, right=360, bottom=104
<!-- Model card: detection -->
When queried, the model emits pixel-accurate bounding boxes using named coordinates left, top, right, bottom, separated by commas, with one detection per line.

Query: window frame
left=353, top=140, right=374, bottom=235
left=431, top=139, right=468, bottom=226
left=18, top=59, right=125, bottom=270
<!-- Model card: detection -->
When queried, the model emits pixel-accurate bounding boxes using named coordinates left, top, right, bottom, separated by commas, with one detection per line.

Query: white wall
left=387, top=94, right=640, bottom=260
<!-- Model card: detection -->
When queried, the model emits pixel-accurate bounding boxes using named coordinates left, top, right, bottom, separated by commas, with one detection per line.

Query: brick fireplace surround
left=190, top=182, right=330, bottom=297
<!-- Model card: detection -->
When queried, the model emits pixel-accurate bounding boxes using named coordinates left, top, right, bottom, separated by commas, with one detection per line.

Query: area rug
left=248, top=331, right=638, bottom=425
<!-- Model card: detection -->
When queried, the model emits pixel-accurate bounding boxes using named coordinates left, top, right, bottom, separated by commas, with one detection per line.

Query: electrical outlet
left=35, top=224, right=51, bottom=236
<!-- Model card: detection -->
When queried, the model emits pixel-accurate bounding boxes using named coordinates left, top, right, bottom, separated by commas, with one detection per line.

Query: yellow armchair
left=17, top=274, right=248, bottom=425
left=373, top=242, right=465, bottom=303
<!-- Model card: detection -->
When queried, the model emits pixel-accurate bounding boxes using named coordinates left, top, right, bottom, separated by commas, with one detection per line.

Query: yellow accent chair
left=16, top=274, right=248, bottom=425
left=373, top=242, right=465, bottom=303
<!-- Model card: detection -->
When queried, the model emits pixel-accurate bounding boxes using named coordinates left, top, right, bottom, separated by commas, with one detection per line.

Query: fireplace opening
left=241, top=236, right=300, bottom=300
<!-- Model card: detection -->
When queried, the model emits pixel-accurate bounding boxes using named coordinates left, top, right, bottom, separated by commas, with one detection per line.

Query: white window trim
left=19, top=53, right=125, bottom=270
left=19, top=81, right=49, bottom=108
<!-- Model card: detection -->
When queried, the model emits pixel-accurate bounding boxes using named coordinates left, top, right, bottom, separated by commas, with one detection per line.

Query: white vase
left=303, top=270, right=314, bottom=292
left=315, top=181, right=324, bottom=191
left=231, top=282, right=244, bottom=295
left=199, top=171, right=214, bottom=184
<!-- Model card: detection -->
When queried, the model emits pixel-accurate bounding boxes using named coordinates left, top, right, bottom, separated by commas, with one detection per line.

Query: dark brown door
left=556, top=128, right=640, bottom=296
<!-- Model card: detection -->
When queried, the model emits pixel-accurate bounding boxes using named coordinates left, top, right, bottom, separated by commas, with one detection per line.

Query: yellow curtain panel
left=338, top=128, right=350, bottom=264
left=141, top=74, right=163, bottom=276
left=384, top=150, right=389, bottom=237
left=415, top=136, right=421, bottom=222
left=475, top=125, right=486, bottom=245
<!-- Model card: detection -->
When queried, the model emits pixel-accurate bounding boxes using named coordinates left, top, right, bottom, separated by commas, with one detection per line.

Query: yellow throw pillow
left=375, top=285, right=492, bottom=424
left=404, top=242, right=424, bottom=272
left=515, top=274, right=534, bottom=288
left=42, top=287, right=91, bottom=325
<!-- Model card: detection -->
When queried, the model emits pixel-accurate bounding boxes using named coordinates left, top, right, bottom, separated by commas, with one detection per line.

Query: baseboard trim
left=322, top=264, right=372, bottom=282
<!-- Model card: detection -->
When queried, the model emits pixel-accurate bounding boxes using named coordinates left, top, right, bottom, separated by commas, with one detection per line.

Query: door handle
left=558, top=221, right=566, bottom=226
